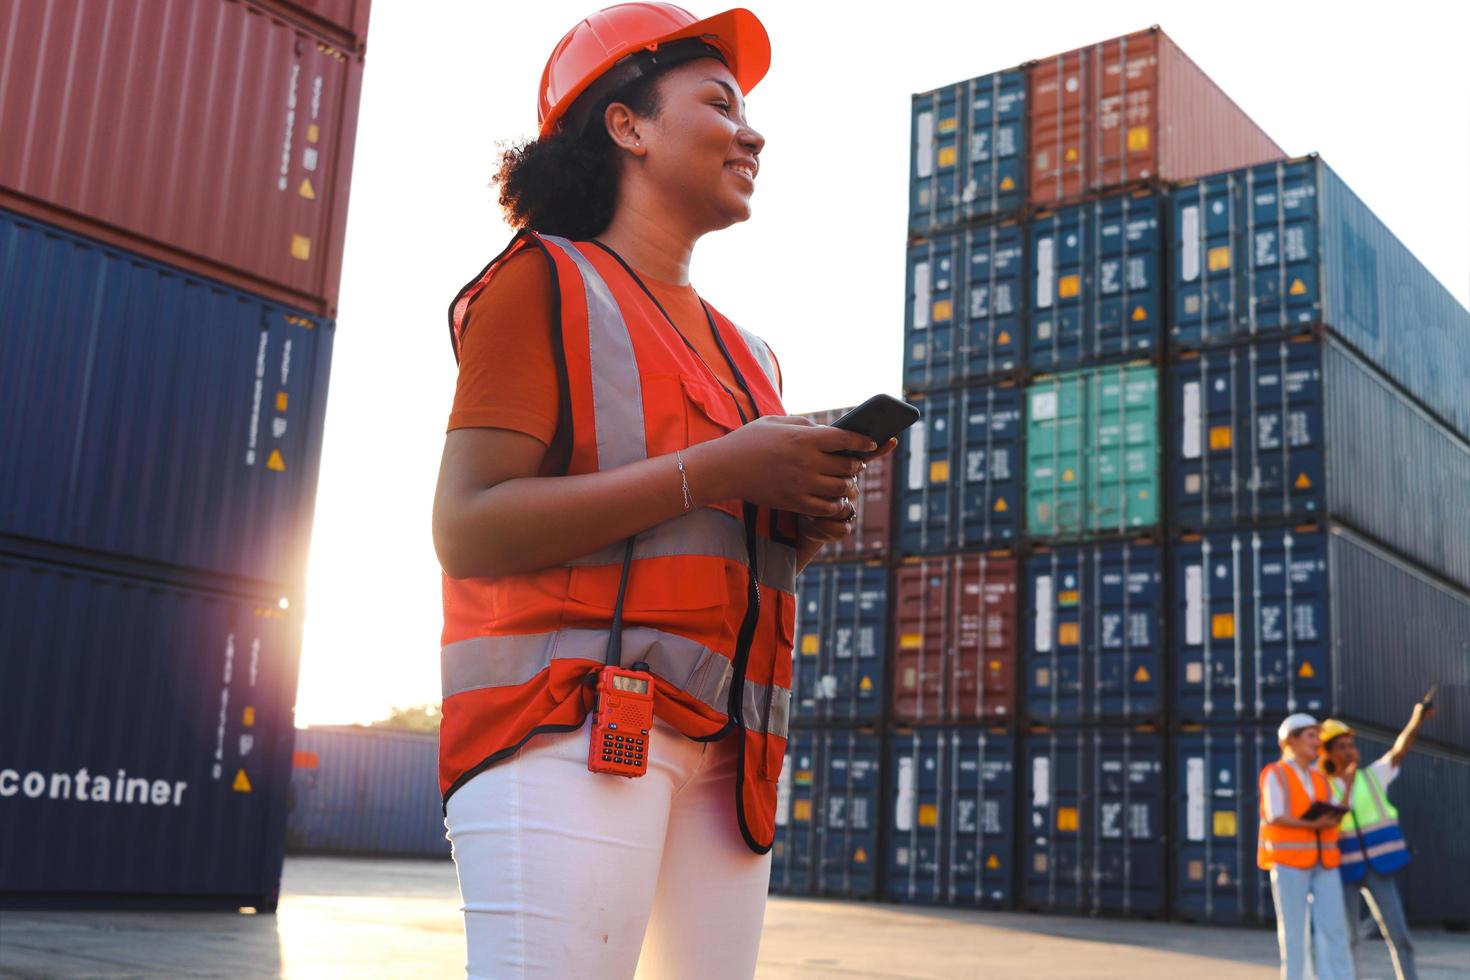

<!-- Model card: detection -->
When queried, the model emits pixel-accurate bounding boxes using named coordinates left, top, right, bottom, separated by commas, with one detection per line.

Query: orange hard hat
left=537, top=3, right=771, bottom=139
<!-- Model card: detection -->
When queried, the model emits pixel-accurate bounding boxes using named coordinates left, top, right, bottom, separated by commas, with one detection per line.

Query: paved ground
left=1, top=856, right=1465, bottom=978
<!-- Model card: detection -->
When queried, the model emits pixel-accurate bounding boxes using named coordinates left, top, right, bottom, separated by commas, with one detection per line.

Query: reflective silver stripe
left=1362, top=838, right=1408, bottom=859
left=1264, top=840, right=1321, bottom=851
left=442, top=627, right=789, bottom=737
left=1339, top=849, right=1365, bottom=864
left=541, top=236, right=647, bottom=469
left=730, top=322, right=780, bottom=394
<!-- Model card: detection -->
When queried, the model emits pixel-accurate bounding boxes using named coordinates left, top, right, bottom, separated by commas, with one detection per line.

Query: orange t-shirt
left=448, top=248, right=773, bottom=473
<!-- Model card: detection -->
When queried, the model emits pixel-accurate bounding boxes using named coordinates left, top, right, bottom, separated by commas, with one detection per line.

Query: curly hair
left=493, top=74, right=664, bottom=241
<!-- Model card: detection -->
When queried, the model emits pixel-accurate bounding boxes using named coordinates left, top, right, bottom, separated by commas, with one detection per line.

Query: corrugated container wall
left=1170, top=156, right=1470, bottom=439
left=1024, top=542, right=1164, bottom=723
left=905, top=223, right=1025, bottom=391
left=892, top=554, right=1018, bottom=725
left=898, top=384, right=1024, bottom=554
left=0, top=212, right=334, bottom=592
left=887, top=728, right=1015, bottom=908
left=0, top=547, right=300, bottom=909
left=0, top=0, right=366, bottom=316
left=1026, top=364, right=1160, bottom=538
left=1169, top=335, right=1470, bottom=589
left=909, top=69, right=1027, bottom=237
left=800, top=408, right=894, bottom=563
left=1028, top=191, right=1163, bottom=372
left=286, top=728, right=447, bottom=858
left=771, top=729, right=881, bottom=899
left=267, top=0, right=371, bottom=48
left=1171, top=524, right=1470, bottom=751
left=1022, top=728, right=1166, bottom=916
left=1028, top=27, right=1283, bottom=207
left=792, top=562, right=888, bottom=726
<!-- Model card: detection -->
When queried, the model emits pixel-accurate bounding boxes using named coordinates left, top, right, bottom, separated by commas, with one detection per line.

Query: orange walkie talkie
left=588, top=663, right=654, bottom=777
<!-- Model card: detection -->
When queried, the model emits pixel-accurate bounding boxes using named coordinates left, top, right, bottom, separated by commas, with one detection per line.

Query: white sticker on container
left=775, top=759, right=792, bottom=826
left=1032, top=757, right=1051, bottom=808
left=916, top=111, right=935, bottom=179
left=1186, top=757, right=1206, bottom=841
left=1034, top=575, right=1054, bottom=653
left=913, top=261, right=932, bottom=330
left=1181, top=205, right=1201, bottom=283
left=1031, top=389, right=1058, bottom=422
left=895, top=756, right=916, bottom=831
left=1182, top=382, right=1202, bottom=460
left=1035, top=236, right=1055, bottom=309
left=1185, top=564, right=1204, bottom=646
left=907, top=422, right=928, bottom=491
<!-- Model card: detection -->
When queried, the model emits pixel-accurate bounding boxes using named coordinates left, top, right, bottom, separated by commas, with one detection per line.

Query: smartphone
left=1421, top=686, right=1437, bottom=710
left=829, top=394, right=920, bottom=458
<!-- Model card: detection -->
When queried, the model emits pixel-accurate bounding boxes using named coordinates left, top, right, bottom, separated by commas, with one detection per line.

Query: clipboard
left=1300, top=800, right=1349, bottom=821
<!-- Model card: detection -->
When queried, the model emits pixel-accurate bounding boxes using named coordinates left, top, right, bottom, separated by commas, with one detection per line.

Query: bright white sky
left=294, top=0, right=1470, bottom=726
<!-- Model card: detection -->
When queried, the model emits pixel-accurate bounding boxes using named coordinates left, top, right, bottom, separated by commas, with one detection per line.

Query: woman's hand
left=796, top=437, right=898, bottom=542
left=684, top=417, right=876, bottom=518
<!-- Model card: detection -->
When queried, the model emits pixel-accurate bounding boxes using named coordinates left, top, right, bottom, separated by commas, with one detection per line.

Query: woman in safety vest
left=1258, top=713, right=1354, bottom=980
left=432, top=5, right=891, bottom=977
left=1320, top=698, right=1436, bottom=980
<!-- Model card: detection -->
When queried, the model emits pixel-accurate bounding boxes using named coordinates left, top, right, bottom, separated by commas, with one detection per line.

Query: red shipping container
left=892, top=553, right=1018, bottom=723
left=266, top=0, right=371, bottom=50
left=1028, top=27, right=1284, bottom=207
left=801, top=407, right=894, bottom=563
left=0, top=0, right=366, bottom=317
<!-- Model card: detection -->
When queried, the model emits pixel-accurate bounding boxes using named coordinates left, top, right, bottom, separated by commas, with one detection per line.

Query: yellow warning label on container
left=994, top=497, right=1009, bottom=513
left=243, top=706, right=256, bottom=727
left=859, top=676, right=874, bottom=692
left=1057, top=806, right=1079, bottom=831
left=290, top=234, right=312, bottom=261
left=1058, top=274, right=1081, bottom=298
left=937, top=146, right=958, bottom=168
left=989, top=659, right=1002, bottom=672
left=801, top=635, right=820, bottom=655
left=1058, top=590, right=1080, bottom=606
left=1061, top=467, right=1076, bottom=483
left=793, top=799, right=812, bottom=822
left=930, top=460, right=950, bottom=483
left=267, top=449, right=286, bottom=472
left=986, top=854, right=1001, bottom=870
left=900, top=633, right=923, bottom=650
left=1295, top=472, right=1312, bottom=489
left=932, top=299, right=954, bottom=322
left=1187, top=859, right=1204, bottom=881
left=1209, top=425, right=1233, bottom=450
left=1064, top=147, right=1079, bottom=163
left=232, top=769, right=252, bottom=793
left=1127, top=126, right=1150, bottom=152
left=1298, top=661, right=1315, bottom=678
left=918, top=804, right=939, bottom=827
left=1134, top=665, right=1151, bottom=683
left=938, top=117, right=958, bottom=134
left=1289, top=278, right=1308, bottom=296
left=307, top=123, right=321, bottom=143
left=1034, top=853, right=1049, bottom=873
left=298, top=178, right=317, bottom=200
left=796, top=770, right=813, bottom=785
left=1212, top=613, right=1236, bottom=639
left=1131, top=306, right=1148, bottom=321
left=1208, top=246, right=1232, bottom=271
left=997, top=330, right=1011, bottom=345
left=1000, top=176, right=1015, bottom=191
left=1058, top=622, right=1080, bottom=647
left=1036, top=667, right=1051, bottom=687
left=1214, top=810, right=1238, bottom=837
left=275, top=391, right=289, bottom=412
left=853, top=846, right=869, bottom=864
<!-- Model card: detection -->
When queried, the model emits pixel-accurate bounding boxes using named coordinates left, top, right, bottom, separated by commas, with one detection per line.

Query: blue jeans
left=1346, top=868, right=1417, bottom=980
left=1270, top=865, right=1353, bottom=980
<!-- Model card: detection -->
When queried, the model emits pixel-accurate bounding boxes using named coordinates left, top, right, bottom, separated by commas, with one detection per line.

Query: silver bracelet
left=675, top=449, right=693, bottom=512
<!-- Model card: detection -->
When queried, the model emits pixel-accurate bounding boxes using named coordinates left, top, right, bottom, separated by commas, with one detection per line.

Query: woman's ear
left=603, top=102, right=646, bottom=157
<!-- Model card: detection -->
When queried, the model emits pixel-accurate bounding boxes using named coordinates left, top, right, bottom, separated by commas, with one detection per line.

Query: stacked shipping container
left=1, top=0, right=369, bottom=910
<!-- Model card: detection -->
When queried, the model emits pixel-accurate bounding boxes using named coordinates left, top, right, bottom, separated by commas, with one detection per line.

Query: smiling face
left=613, top=58, right=765, bottom=234
left=1326, top=733, right=1359, bottom=772
left=1283, top=725, right=1321, bottom=763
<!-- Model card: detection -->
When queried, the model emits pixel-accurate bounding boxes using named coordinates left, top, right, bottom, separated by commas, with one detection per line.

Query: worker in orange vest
left=431, top=5, right=891, bottom=978
left=1259, top=713, right=1354, bottom=979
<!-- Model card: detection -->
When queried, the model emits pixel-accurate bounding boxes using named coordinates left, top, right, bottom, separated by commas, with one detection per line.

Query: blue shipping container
left=771, top=729, right=880, bottom=898
left=1170, top=155, right=1470, bottom=439
left=792, top=561, right=888, bottom=725
left=887, top=728, right=1015, bottom=908
left=898, top=384, right=1023, bottom=555
left=1029, top=191, right=1163, bottom=372
left=0, top=210, right=334, bottom=590
left=1022, top=728, right=1166, bottom=916
left=286, top=727, right=447, bottom=858
left=909, top=70, right=1027, bottom=237
left=1169, top=334, right=1470, bottom=590
left=1172, top=524, right=1470, bottom=750
left=1024, top=542, right=1164, bottom=723
left=904, top=223, right=1025, bottom=391
left=0, top=546, right=299, bottom=909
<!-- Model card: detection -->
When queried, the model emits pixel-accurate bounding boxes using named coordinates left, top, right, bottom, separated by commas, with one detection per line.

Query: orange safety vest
left=438, top=231, right=798, bottom=853
left=1257, top=760, right=1341, bottom=870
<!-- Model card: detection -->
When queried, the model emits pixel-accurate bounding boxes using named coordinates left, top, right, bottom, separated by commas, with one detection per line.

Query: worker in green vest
left=1319, top=695, right=1436, bottom=980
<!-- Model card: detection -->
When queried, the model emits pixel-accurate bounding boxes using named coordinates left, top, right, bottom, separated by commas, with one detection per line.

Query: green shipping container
left=1026, top=364, right=1160, bottom=537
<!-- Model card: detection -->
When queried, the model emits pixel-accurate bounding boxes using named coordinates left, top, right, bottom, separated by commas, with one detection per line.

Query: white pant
left=1270, top=865, right=1354, bottom=980
left=443, top=716, right=771, bottom=980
